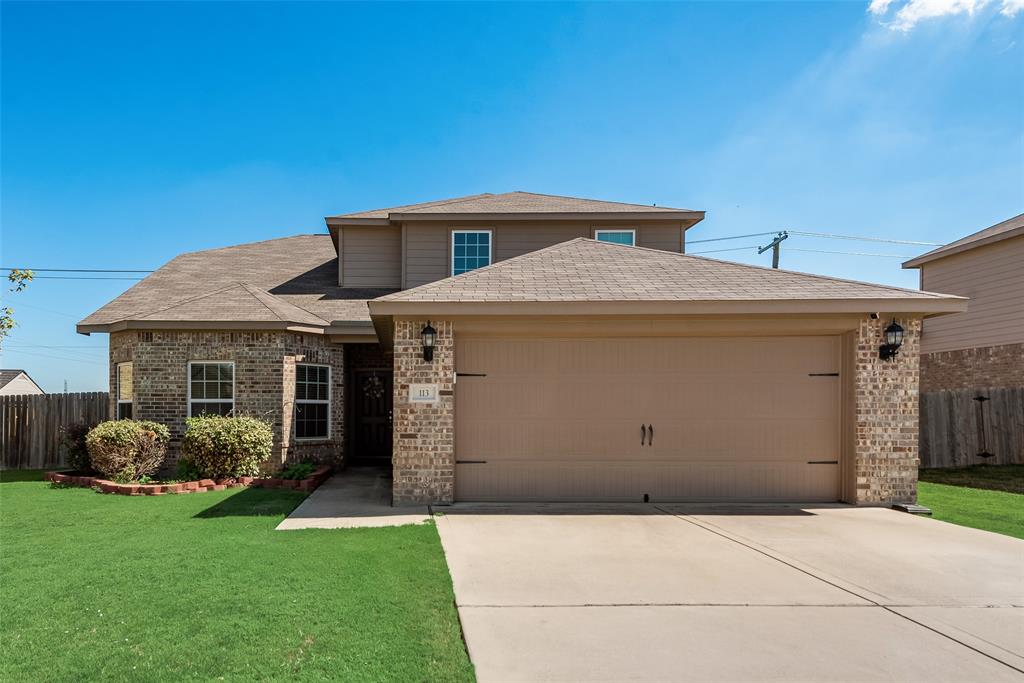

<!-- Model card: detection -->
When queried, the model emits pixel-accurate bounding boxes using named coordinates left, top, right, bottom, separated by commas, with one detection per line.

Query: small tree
left=0, top=269, right=35, bottom=349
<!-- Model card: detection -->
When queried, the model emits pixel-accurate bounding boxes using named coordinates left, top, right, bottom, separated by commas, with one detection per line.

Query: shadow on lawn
left=0, top=469, right=46, bottom=483
left=194, top=486, right=306, bottom=519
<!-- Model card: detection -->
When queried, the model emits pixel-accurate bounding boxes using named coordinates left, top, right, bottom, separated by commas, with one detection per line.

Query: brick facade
left=920, top=342, right=1024, bottom=393
left=391, top=320, right=455, bottom=505
left=852, top=316, right=922, bottom=505
left=110, top=330, right=344, bottom=472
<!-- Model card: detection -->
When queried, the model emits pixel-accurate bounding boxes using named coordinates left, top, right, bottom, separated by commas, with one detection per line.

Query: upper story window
left=452, top=230, right=492, bottom=276
left=188, top=361, right=234, bottom=417
left=595, top=229, right=636, bottom=246
left=294, top=364, right=330, bottom=440
left=116, top=362, right=133, bottom=419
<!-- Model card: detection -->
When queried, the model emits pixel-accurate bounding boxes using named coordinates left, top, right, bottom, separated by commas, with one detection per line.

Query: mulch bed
left=45, top=466, right=332, bottom=496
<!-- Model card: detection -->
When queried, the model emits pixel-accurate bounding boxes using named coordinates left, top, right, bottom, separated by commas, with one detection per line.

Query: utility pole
left=758, top=231, right=789, bottom=268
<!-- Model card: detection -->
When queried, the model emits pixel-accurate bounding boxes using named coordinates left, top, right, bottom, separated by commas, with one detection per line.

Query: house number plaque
left=408, top=384, right=439, bottom=404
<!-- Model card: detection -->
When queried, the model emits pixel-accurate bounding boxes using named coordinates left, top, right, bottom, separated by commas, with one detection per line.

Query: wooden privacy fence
left=0, top=392, right=109, bottom=469
left=920, top=387, right=1024, bottom=468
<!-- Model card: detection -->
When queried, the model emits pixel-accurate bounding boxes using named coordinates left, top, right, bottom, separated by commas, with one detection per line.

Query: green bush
left=60, top=422, right=95, bottom=472
left=86, top=420, right=170, bottom=480
left=181, top=415, right=273, bottom=480
left=281, top=462, right=315, bottom=480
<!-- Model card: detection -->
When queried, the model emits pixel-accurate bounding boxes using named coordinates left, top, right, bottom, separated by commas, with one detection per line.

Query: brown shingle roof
left=903, top=213, right=1024, bottom=268
left=78, top=235, right=395, bottom=331
left=331, top=191, right=697, bottom=219
left=377, top=238, right=960, bottom=304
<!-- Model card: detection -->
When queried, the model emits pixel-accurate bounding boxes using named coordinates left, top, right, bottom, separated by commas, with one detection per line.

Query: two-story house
left=79, top=192, right=965, bottom=505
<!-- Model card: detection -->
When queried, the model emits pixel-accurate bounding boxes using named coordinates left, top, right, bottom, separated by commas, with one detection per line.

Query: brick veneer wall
left=920, top=342, right=1024, bottom=392
left=386, top=315, right=925, bottom=506
left=852, top=316, right=922, bottom=505
left=109, top=330, right=344, bottom=471
left=391, top=320, right=455, bottom=505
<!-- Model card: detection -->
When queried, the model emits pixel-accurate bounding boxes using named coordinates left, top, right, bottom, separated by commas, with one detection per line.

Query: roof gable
left=376, top=238, right=959, bottom=306
left=903, top=213, right=1024, bottom=268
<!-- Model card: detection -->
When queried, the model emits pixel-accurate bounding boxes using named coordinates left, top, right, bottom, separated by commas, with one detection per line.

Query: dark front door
left=352, top=370, right=393, bottom=465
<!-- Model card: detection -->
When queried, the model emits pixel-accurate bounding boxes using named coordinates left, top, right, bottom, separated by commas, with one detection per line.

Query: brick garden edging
left=45, top=466, right=332, bottom=496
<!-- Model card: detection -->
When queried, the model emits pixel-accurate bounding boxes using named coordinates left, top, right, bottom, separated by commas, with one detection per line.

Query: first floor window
left=116, top=362, right=133, bottom=419
left=295, top=364, right=330, bottom=440
left=595, top=229, right=636, bottom=246
left=452, top=230, right=492, bottom=275
left=189, top=362, right=234, bottom=417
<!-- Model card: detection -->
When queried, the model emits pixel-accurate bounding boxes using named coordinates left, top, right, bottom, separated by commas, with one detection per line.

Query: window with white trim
left=188, top=362, right=234, bottom=417
left=294, top=364, right=330, bottom=440
left=595, top=229, right=636, bottom=246
left=452, top=230, right=492, bottom=275
left=116, top=362, right=133, bottom=419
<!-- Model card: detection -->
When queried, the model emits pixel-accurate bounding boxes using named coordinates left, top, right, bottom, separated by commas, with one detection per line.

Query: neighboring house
left=79, top=191, right=965, bottom=505
left=0, top=369, right=44, bottom=396
left=902, top=213, right=1024, bottom=392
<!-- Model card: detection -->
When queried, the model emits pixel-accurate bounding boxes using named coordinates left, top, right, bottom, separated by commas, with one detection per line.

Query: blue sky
left=2, top=1, right=1021, bottom=392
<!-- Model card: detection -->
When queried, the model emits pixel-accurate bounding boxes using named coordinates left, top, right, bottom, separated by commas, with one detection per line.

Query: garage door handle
left=641, top=424, right=647, bottom=446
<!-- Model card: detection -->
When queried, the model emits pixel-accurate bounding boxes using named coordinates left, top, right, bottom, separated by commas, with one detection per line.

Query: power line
left=30, top=276, right=144, bottom=281
left=687, top=231, right=777, bottom=244
left=4, top=303, right=79, bottom=318
left=787, top=231, right=941, bottom=246
left=787, top=247, right=912, bottom=258
left=0, top=348, right=105, bottom=366
left=1, top=267, right=154, bottom=273
left=688, top=230, right=941, bottom=246
left=689, top=245, right=762, bottom=254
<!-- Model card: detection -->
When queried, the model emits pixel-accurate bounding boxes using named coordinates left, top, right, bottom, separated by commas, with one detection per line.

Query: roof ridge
left=177, top=233, right=329, bottom=259
left=240, top=282, right=329, bottom=325
left=590, top=238, right=949, bottom=299
left=238, top=282, right=287, bottom=322
left=134, top=282, right=246, bottom=319
left=336, top=193, right=495, bottom=218
left=379, top=237, right=959, bottom=304
left=378, top=238, right=593, bottom=301
left=508, top=190, right=689, bottom=212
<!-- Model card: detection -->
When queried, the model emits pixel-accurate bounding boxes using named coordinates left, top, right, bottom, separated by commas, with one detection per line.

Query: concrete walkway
left=437, top=503, right=1024, bottom=682
left=275, top=468, right=430, bottom=530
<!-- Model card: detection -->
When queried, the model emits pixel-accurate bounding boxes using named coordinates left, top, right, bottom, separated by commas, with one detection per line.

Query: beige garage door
left=454, top=336, right=841, bottom=502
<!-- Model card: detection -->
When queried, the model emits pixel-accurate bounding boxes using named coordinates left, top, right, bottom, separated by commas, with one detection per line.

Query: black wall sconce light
left=421, top=321, right=437, bottom=362
left=879, top=319, right=904, bottom=361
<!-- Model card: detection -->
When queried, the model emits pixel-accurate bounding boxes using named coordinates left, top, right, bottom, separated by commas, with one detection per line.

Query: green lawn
left=0, top=470, right=474, bottom=682
left=918, top=473, right=1024, bottom=540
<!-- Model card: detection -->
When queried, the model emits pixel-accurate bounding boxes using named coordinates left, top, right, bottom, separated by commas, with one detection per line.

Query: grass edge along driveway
left=0, top=471, right=474, bottom=682
left=919, top=465, right=1024, bottom=540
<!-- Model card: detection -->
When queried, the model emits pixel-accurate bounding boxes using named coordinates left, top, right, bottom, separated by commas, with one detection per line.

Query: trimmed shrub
left=86, top=420, right=170, bottom=480
left=281, top=462, right=315, bottom=480
left=60, top=422, right=95, bottom=472
left=181, top=415, right=273, bottom=479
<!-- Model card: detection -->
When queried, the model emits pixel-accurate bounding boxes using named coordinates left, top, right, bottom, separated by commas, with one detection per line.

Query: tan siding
left=638, top=224, right=683, bottom=252
left=920, top=236, right=1024, bottom=353
left=403, top=219, right=684, bottom=289
left=341, top=226, right=401, bottom=288
left=404, top=222, right=449, bottom=288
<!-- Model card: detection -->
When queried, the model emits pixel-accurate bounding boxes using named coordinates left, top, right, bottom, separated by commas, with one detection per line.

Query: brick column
left=853, top=315, right=922, bottom=505
left=392, top=319, right=455, bottom=505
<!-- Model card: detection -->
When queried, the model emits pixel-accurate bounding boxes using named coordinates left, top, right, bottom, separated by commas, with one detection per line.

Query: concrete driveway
left=436, top=504, right=1024, bottom=682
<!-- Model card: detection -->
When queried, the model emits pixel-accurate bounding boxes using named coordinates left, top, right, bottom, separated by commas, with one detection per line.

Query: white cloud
left=1001, top=0, right=1024, bottom=16
left=869, top=0, right=897, bottom=14
left=868, top=0, right=1023, bottom=30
